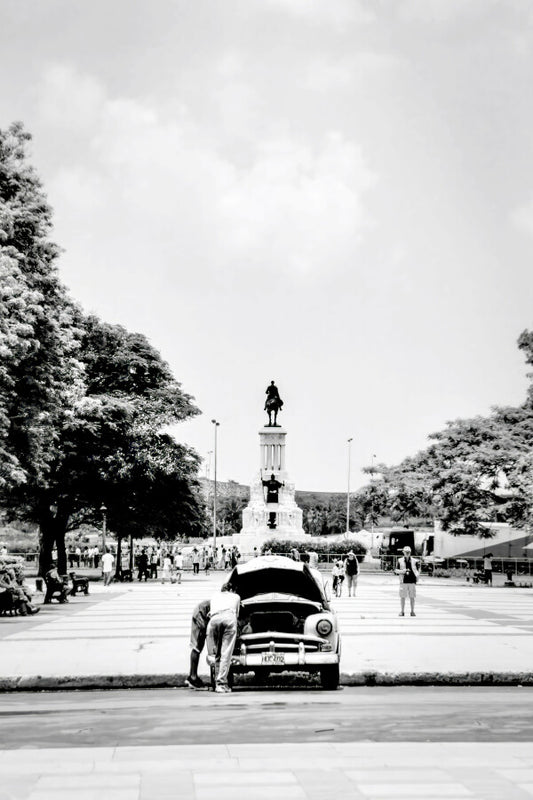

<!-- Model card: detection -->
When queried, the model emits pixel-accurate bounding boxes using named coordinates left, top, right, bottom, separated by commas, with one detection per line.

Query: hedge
left=260, top=538, right=366, bottom=558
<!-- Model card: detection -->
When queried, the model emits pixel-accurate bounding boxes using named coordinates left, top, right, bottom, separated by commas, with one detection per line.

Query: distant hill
left=198, top=478, right=344, bottom=506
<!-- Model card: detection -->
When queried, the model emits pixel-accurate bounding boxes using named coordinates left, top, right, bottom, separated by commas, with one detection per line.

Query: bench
left=44, top=573, right=68, bottom=604
left=68, top=572, right=89, bottom=596
left=0, top=589, right=26, bottom=616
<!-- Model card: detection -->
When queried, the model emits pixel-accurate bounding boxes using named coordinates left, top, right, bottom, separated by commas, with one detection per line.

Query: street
left=2, top=686, right=533, bottom=747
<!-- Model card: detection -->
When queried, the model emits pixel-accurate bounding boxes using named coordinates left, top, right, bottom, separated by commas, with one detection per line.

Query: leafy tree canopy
left=363, top=333, right=533, bottom=536
left=0, top=124, right=203, bottom=573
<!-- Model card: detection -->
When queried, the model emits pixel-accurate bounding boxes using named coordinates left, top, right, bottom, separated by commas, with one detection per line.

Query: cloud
left=511, top=197, right=533, bottom=237
left=38, top=64, right=105, bottom=131
left=38, top=64, right=376, bottom=284
left=262, top=0, right=374, bottom=26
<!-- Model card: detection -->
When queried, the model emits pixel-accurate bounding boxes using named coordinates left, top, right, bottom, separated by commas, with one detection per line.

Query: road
left=2, top=686, right=533, bottom=747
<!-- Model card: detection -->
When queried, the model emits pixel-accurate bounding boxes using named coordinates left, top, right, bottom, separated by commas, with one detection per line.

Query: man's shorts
left=399, top=583, right=416, bottom=599
left=190, top=613, right=207, bottom=653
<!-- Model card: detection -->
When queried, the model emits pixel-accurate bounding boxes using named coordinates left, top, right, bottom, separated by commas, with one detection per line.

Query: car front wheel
left=320, top=663, right=340, bottom=690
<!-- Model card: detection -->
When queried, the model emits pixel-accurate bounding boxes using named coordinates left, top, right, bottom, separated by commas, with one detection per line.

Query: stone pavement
left=2, top=742, right=533, bottom=800
left=1, top=571, right=533, bottom=689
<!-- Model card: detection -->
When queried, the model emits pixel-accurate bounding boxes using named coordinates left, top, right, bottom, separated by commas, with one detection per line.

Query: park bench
left=0, top=589, right=26, bottom=616
left=44, top=572, right=68, bottom=604
left=68, top=572, right=89, bottom=596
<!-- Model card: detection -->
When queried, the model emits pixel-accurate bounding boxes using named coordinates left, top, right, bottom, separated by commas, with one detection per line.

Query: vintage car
left=207, top=554, right=341, bottom=689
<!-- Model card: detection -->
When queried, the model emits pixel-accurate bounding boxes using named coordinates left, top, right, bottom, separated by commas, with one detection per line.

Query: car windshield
left=228, top=556, right=327, bottom=605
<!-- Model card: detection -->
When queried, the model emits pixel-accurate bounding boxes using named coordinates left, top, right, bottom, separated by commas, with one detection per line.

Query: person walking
left=396, top=546, right=419, bottom=616
left=174, top=550, right=183, bottom=583
left=101, top=547, right=114, bottom=586
left=206, top=582, right=240, bottom=693
left=343, top=551, right=359, bottom=597
left=483, top=553, right=494, bottom=586
left=332, top=559, right=345, bottom=597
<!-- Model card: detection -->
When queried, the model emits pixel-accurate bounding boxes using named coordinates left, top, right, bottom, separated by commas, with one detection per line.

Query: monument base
left=234, top=529, right=311, bottom=556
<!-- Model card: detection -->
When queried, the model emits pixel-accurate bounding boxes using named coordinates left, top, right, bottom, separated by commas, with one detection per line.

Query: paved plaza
left=2, top=571, right=533, bottom=799
left=2, top=741, right=533, bottom=800
left=1, top=571, right=533, bottom=688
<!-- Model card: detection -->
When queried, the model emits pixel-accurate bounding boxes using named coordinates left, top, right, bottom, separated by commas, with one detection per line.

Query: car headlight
left=316, top=618, right=332, bottom=636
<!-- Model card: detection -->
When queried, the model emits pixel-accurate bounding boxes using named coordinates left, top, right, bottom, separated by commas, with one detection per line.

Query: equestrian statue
left=264, top=381, right=283, bottom=427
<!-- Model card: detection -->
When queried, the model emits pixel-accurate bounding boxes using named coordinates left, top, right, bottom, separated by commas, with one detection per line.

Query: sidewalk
left=1, top=572, right=533, bottom=690
left=2, top=742, right=533, bottom=800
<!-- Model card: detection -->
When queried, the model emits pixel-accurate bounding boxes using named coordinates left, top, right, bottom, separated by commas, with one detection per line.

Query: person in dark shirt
left=137, top=549, right=150, bottom=581
left=395, top=546, right=419, bottom=616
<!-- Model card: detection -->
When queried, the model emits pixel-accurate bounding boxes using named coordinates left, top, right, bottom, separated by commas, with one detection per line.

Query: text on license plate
left=262, top=652, right=285, bottom=665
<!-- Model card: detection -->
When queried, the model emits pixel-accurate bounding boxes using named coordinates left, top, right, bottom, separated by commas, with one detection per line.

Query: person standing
left=174, top=550, right=183, bottom=584
left=332, top=559, right=345, bottom=597
left=137, top=548, right=150, bottom=582
left=206, top=582, right=240, bottom=693
left=396, top=546, right=419, bottom=616
left=343, top=551, right=359, bottom=597
left=185, top=599, right=210, bottom=689
left=161, top=553, right=172, bottom=584
left=192, top=548, right=200, bottom=575
left=101, top=547, right=114, bottom=586
left=483, top=553, right=494, bottom=586
left=150, top=548, right=159, bottom=580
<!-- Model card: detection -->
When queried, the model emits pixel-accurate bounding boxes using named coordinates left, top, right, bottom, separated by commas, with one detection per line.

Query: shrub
left=261, top=538, right=366, bottom=558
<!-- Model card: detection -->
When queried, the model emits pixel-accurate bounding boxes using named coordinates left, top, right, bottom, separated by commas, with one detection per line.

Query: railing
left=5, top=551, right=533, bottom=578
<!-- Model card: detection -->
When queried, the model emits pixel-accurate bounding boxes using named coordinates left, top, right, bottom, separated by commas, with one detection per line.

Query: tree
left=0, top=125, right=203, bottom=573
left=0, top=123, right=82, bottom=494
left=27, top=314, right=203, bottom=575
left=375, top=331, right=533, bottom=536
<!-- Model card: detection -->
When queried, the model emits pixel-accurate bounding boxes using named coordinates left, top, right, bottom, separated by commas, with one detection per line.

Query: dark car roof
left=227, top=555, right=327, bottom=604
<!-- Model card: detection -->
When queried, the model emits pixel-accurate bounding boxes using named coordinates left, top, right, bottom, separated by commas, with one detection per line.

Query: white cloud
left=38, top=64, right=105, bottom=131
left=511, top=197, right=533, bottom=238
left=39, top=64, right=376, bottom=283
left=262, top=0, right=374, bottom=26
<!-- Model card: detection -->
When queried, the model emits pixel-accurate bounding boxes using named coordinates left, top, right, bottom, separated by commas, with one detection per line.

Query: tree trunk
left=55, top=525, right=67, bottom=575
left=39, top=512, right=69, bottom=576
left=129, top=535, right=134, bottom=572
left=115, top=535, right=122, bottom=579
left=38, top=523, right=55, bottom=577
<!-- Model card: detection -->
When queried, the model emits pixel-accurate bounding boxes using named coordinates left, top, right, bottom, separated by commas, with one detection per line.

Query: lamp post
left=346, top=438, right=353, bottom=535
left=211, top=420, right=220, bottom=554
left=100, top=504, right=107, bottom=552
left=370, top=453, right=377, bottom=553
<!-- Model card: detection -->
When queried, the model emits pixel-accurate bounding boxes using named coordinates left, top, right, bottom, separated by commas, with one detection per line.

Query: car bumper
left=207, top=652, right=339, bottom=670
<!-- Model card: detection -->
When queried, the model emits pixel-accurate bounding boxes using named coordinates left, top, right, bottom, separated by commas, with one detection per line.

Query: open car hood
left=228, top=555, right=327, bottom=606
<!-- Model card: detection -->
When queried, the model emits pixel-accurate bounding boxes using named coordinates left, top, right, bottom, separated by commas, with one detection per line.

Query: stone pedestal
left=235, top=426, right=309, bottom=552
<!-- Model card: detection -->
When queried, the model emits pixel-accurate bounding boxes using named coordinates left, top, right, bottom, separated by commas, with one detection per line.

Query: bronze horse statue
left=265, top=396, right=282, bottom=426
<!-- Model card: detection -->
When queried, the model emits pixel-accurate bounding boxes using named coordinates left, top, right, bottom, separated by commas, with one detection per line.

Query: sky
left=1, top=0, right=532, bottom=491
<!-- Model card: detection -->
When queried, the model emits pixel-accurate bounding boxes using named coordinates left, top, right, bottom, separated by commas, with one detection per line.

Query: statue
left=262, top=472, right=284, bottom=504
left=264, top=380, right=283, bottom=426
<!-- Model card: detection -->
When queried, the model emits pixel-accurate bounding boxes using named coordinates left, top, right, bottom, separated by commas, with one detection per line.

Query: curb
left=1, top=671, right=533, bottom=692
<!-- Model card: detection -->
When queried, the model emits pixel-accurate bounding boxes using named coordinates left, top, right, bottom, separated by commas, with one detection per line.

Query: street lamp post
left=211, top=420, right=220, bottom=555
left=100, top=504, right=107, bottom=552
left=370, top=453, right=377, bottom=553
left=346, top=438, right=353, bottom=535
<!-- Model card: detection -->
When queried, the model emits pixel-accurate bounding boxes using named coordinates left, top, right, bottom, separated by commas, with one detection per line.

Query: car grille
left=239, top=632, right=325, bottom=653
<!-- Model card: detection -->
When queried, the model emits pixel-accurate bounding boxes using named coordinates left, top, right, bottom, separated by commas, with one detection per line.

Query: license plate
left=261, top=652, right=285, bottom=665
